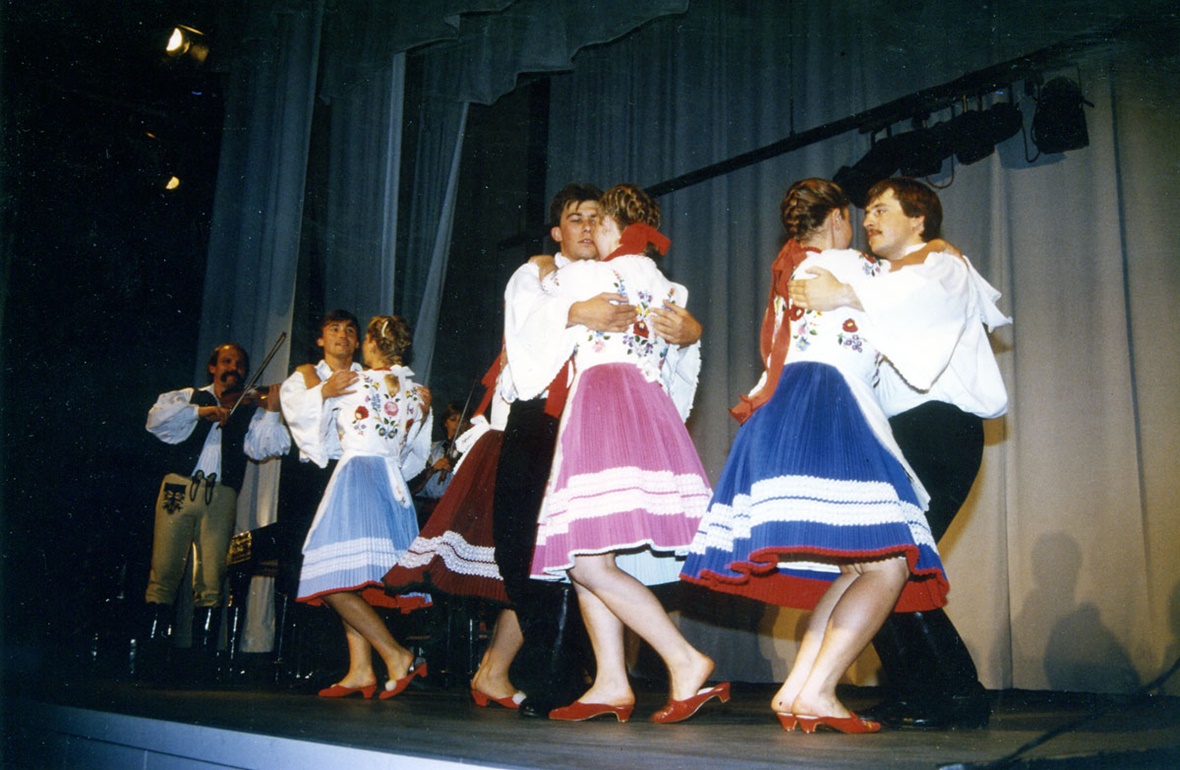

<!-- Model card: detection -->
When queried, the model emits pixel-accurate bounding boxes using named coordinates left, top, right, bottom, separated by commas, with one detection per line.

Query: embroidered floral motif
left=351, top=373, right=423, bottom=440
left=792, top=311, right=820, bottom=352
left=582, top=273, right=673, bottom=372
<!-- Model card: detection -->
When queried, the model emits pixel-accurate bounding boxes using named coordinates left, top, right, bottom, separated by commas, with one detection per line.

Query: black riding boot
left=135, top=602, right=175, bottom=683
left=190, top=606, right=224, bottom=687
left=867, top=609, right=988, bottom=729
left=514, top=583, right=591, bottom=718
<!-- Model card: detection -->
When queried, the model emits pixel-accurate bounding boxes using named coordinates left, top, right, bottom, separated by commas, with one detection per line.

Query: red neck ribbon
left=605, top=223, right=671, bottom=261
left=729, top=239, right=818, bottom=424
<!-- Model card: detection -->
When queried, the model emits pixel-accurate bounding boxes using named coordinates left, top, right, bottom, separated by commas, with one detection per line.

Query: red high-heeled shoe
left=776, top=712, right=798, bottom=731
left=548, top=701, right=634, bottom=722
left=471, top=689, right=525, bottom=709
left=378, top=659, right=428, bottom=700
left=795, top=712, right=881, bottom=734
left=650, top=682, right=731, bottom=724
left=318, top=683, right=378, bottom=699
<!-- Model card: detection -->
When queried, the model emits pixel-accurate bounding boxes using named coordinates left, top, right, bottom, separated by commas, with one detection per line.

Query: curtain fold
left=321, top=53, right=405, bottom=321
left=197, top=0, right=325, bottom=651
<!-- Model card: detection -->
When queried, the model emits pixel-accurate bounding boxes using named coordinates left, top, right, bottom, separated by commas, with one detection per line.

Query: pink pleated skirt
left=530, top=363, right=712, bottom=585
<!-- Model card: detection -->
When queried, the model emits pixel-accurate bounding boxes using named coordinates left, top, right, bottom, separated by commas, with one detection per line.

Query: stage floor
left=6, top=669, right=1180, bottom=770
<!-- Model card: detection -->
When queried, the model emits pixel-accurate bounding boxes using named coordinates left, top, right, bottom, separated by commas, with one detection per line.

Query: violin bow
left=226, top=332, right=288, bottom=420
left=445, top=376, right=483, bottom=463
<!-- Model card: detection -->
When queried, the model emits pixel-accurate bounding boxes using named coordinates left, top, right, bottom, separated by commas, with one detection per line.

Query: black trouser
left=874, top=401, right=985, bottom=710
left=491, top=397, right=588, bottom=708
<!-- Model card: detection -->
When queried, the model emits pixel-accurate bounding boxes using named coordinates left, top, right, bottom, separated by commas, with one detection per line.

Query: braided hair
left=779, top=178, right=849, bottom=241
left=366, top=315, right=412, bottom=366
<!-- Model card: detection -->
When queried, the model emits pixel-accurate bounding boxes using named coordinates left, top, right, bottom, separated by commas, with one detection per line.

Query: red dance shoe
left=471, top=689, right=525, bottom=709
left=378, top=659, right=428, bottom=700
left=318, top=683, right=377, bottom=699
left=650, top=682, right=731, bottom=724
left=549, top=701, right=634, bottom=722
left=795, top=712, right=881, bottom=734
left=776, top=712, right=798, bottom=731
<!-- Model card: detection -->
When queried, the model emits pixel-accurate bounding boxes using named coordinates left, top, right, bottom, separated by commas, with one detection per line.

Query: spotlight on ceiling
left=834, top=137, right=903, bottom=209
left=165, top=25, right=209, bottom=64
left=896, top=120, right=955, bottom=177
left=951, top=102, right=1024, bottom=165
left=1031, top=77, right=1092, bottom=155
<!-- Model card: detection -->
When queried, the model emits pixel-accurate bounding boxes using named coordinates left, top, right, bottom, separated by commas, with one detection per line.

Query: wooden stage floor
left=6, top=669, right=1180, bottom=770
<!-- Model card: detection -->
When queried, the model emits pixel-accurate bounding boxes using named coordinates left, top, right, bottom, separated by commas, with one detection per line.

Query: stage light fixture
left=948, top=103, right=1022, bottom=165
left=165, top=25, right=209, bottom=64
left=896, top=120, right=955, bottom=177
left=1031, top=77, right=1091, bottom=154
left=834, top=136, right=904, bottom=208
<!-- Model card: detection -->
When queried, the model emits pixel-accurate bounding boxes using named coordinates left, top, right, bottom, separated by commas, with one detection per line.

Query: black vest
left=158, top=388, right=255, bottom=492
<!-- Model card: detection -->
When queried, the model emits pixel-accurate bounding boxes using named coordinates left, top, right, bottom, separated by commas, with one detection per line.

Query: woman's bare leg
left=569, top=553, right=713, bottom=702
left=791, top=557, right=909, bottom=719
left=566, top=581, right=632, bottom=707
left=471, top=608, right=524, bottom=699
left=331, top=617, right=376, bottom=688
left=772, top=571, right=856, bottom=713
left=323, top=592, right=415, bottom=684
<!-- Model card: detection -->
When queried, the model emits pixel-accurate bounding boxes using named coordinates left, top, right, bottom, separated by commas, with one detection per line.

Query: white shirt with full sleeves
left=502, top=253, right=585, bottom=402
left=145, top=385, right=290, bottom=477
left=856, top=249, right=1011, bottom=419
left=280, top=359, right=364, bottom=466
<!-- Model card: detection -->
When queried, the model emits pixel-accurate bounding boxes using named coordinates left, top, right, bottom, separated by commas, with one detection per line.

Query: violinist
left=409, top=401, right=464, bottom=525
left=142, top=342, right=289, bottom=682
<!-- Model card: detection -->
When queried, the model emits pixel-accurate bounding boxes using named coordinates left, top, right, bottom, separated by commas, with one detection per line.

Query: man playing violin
left=143, top=342, right=289, bottom=680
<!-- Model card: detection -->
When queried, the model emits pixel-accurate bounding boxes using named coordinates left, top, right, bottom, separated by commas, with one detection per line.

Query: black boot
left=135, top=602, right=175, bottom=683
left=907, top=609, right=989, bottom=729
left=862, top=611, right=922, bottom=724
left=189, top=606, right=224, bottom=688
left=868, top=610, right=989, bottom=730
left=515, top=583, right=591, bottom=718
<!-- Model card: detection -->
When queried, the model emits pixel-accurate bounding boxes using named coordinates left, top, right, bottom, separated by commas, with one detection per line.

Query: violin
left=215, top=332, right=288, bottom=427
left=218, top=384, right=278, bottom=411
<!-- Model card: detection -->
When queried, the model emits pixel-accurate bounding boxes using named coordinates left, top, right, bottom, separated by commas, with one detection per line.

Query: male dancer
left=495, top=183, right=701, bottom=717
left=788, top=177, right=1009, bottom=729
left=276, top=310, right=364, bottom=677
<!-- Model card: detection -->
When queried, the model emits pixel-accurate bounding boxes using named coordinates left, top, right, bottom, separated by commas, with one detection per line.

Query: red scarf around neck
left=729, top=239, right=817, bottom=424
left=605, top=222, right=671, bottom=261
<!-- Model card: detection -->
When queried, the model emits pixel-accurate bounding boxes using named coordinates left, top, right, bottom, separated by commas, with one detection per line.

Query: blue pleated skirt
left=681, top=361, right=948, bottom=612
left=298, top=454, right=429, bottom=611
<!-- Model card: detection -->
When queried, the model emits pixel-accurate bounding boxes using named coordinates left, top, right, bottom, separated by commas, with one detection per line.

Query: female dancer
left=383, top=356, right=527, bottom=708
left=529, top=183, right=727, bottom=724
left=294, top=315, right=433, bottom=699
left=681, top=178, right=949, bottom=733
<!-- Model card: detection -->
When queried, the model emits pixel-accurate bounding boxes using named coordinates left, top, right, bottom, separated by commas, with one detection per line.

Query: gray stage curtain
left=546, top=0, right=1180, bottom=693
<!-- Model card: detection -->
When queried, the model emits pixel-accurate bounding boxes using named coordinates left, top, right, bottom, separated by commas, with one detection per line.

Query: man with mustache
left=789, top=177, right=1009, bottom=729
left=142, top=342, right=289, bottom=681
